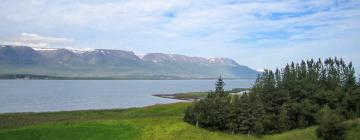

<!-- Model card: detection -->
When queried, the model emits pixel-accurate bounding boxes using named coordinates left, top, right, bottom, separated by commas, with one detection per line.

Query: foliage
left=316, top=105, right=346, bottom=140
left=184, top=77, right=231, bottom=131
left=184, top=57, right=360, bottom=136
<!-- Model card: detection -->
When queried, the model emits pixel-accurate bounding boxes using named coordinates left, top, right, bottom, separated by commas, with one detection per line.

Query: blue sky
left=0, top=0, right=360, bottom=73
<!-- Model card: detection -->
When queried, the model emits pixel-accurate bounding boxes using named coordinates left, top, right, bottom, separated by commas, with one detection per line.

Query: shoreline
left=0, top=77, right=256, bottom=80
left=0, top=102, right=185, bottom=115
left=153, top=88, right=250, bottom=101
left=153, top=92, right=207, bottom=101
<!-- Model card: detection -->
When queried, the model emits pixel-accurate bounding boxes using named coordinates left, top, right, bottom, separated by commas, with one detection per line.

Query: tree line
left=184, top=57, right=360, bottom=140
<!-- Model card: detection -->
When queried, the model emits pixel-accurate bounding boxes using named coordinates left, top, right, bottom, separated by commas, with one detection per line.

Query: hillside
left=0, top=103, right=359, bottom=140
left=0, top=45, right=258, bottom=79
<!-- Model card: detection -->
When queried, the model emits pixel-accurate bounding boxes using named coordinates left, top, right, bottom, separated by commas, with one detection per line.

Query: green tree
left=210, top=76, right=227, bottom=97
left=228, top=94, right=251, bottom=134
left=227, top=94, right=240, bottom=133
left=278, top=104, right=290, bottom=132
left=254, top=121, right=264, bottom=136
left=183, top=99, right=208, bottom=127
left=342, top=88, right=360, bottom=118
left=228, top=93, right=264, bottom=135
left=249, top=93, right=265, bottom=134
left=316, top=105, right=346, bottom=140
left=185, top=57, right=358, bottom=136
left=184, top=77, right=231, bottom=131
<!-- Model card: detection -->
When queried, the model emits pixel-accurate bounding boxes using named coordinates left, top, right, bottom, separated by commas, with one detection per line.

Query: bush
left=316, top=106, right=346, bottom=140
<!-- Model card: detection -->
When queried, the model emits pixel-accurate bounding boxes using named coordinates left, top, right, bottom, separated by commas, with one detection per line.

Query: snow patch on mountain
left=208, top=57, right=238, bottom=66
left=32, top=47, right=58, bottom=51
left=208, top=58, right=224, bottom=63
left=65, top=47, right=95, bottom=54
left=136, top=54, right=145, bottom=59
left=30, top=46, right=96, bottom=54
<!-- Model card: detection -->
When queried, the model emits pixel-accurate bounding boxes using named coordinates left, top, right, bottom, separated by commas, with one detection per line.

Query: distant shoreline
left=153, top=88, right=250, bottom=101
left=0, top=74, right=256, bottom=80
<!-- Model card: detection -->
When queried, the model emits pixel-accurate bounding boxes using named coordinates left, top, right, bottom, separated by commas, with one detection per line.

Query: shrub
left=316, top=105, right=346, bottom=140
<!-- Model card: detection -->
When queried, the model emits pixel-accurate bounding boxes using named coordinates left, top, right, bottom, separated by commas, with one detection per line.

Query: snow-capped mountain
left=0, top=45, right=258, bottom=79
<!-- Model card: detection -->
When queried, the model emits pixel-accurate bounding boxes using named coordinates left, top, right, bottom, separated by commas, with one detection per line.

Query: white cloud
left=0, top=32, right=73, bottom=48
left=18, top=32, right=72, bottom=44
left=0, top=41, right=49, bottom=48
left=0, top=0, right=359, bottom=71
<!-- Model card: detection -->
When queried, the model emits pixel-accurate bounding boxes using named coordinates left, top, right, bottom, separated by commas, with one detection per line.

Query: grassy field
left=0, top=102, right=359, bottom=140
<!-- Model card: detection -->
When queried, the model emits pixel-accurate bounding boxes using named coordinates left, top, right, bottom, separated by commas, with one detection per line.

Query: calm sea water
left=0, top=79, right=254, bottom=113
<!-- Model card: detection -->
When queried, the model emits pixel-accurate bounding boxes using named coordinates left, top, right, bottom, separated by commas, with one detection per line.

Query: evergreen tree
left=228, top=93, right=264, bottom=135
left=229, top=94, right=251, bottom=134
left=227, top=94, right=240, bottom=133
left=254, top=121, right=264, bottom=136
left=275, top=68, right=282, bottom=88
left=214, top=76, right=226, bottom=97
left=316, top=106, right=346, bottom=140
left=183, top=99, right=208, bottom=127
left=286, top=101, right=301, bottom=129
left=184, top=57, right=358, bottom=136
left=342, top=88, right=360, bottom=118
left=249, top=92, right=265, bottom=133
left=343, top=62, right=356, bottom=90
left=279, top=104, right=290, bottom=132
left=184, top=76, right=230, bottom=131
left=297, top=99, right=318, bottom=127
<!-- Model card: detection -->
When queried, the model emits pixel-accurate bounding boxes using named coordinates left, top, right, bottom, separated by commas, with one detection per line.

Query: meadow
left=0, top=102, right=359, bottom=140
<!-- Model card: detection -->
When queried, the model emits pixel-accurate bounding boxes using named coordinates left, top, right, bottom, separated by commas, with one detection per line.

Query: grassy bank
left=153, top=92, right=209, bottom=100
left=153, top=88, right=249, bottom=101
left=0, top=102, right=359, bottom=140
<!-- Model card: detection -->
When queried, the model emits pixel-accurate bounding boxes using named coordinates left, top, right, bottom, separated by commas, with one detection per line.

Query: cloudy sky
left=0, top=0, right=360, bottom=72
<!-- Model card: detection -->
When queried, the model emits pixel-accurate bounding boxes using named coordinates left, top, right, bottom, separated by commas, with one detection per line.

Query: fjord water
left=0, top=79, right=254, bottom=113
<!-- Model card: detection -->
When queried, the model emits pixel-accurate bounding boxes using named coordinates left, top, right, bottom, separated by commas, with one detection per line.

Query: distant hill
left=0, top=45, right=258, bottom=79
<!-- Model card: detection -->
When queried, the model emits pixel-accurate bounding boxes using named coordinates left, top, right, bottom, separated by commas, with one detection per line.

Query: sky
left=0, top=0, right=360, bottom=72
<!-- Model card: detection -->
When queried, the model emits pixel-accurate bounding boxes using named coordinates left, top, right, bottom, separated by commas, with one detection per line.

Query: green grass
left=172, top=92, right=209, bottom=99
left=153, top=88, right=249, bottom=100
left=0, top=102, right=359, bottom=140
left=154, top=92, right=209, bottom=100
left=0, top=121, right=138, bottom=140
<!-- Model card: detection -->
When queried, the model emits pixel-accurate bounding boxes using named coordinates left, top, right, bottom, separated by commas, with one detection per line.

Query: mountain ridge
left=28, top=46, right=244, bottom=64
left=0, top=45, right=258, bottom=79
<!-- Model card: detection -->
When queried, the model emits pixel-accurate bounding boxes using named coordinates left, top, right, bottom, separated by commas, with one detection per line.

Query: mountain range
left=0, top=45, right=258, bottom=79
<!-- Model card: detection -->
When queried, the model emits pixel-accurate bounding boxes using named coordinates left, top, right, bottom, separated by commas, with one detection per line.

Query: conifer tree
left=249, top=92, right=265, bottom=130
left=316, top=105, right=346, bottom=140
left=279, top=104, right=290, bottom=132
left=343, top=62, right=356, bottom=90
left=227, top=94, right=240, bottom=133
left=184, top=57, right=358, bottom=136
left=214, top=76, right=226, bottom=97
left=229, top=94, right=250, bottom=133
